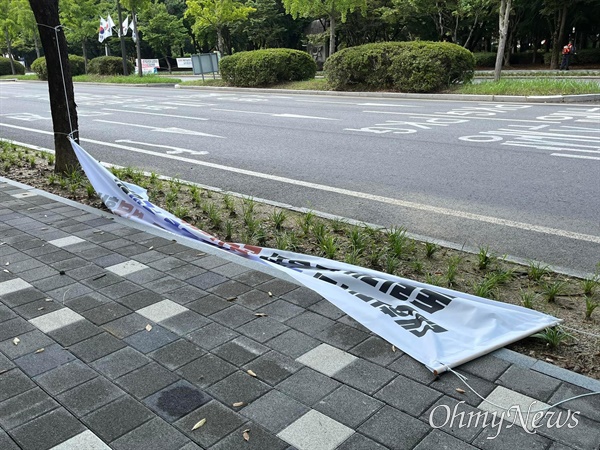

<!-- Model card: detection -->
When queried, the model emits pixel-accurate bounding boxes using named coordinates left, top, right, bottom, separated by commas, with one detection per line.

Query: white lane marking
left=551, top=153, right=600, bottom=161
left=161, top=102, right=215, bottom=107
left=363, top=111, right=561, bottom=124
left=296, top=100, right=418, bottom=107
left=2, top=122, right=599, bottom=245
left=115, top=139, right=209, bottom=155
left=503, top=143, right=600, bottom=154
left=212, top=108, right=339, bottom=120
left=103, top=108, right=209, bottom=121
left=94, top=119, right=224, bottom=138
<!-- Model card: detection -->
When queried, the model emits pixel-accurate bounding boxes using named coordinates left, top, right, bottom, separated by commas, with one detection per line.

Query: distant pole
left=117, top=0, right=128, bottom=75
left=105, top=43, right=109, bottom=56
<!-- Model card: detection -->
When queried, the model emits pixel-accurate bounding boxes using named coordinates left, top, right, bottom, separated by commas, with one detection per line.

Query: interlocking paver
left=316, top=322, right=369, bottom=351
left=102, top=313, right=149, bottom=339
left=431, top=370, right=497, bottom=407
left=334, top=359, right=396, bottom=396
left=308, top=299, right=345, bottom=320
left=276, top=367, right=341, bottom=406
left=91, top=347, right=150, bottom=380
left=458, top=354, right=512, bottom=382
left=388, top=353, right=438, bottom=384
left=211, top=423, right=288, bottom=450
left=0, top=317, right=36, bottom=343
left=28, top=308, right=84, bottom=334
left=47, top=236, right=85, bottom=248
left=359, top=405, right=430, bottom=450
left=421, top=395, right=484, bottom=442
left=0, top=387, right=59, bottom=430
left=47, top=319, right=102, bottom=347
left=209, top=280, right=254, bottom=298
left=207, top=370, right=271, bottom=405
left=110, top=417, right=190, bottom=450
left=186, top=322, right=238, bottom=350
left=212, top=335, right=269, bottom=366
left=136, top=299, right=188, bottom=323
left=375, top=374, right=442, bottom=416
left=148, top=339, right=205, bottom=370
left=14, top=297, right=65, bottom=320
left=47, top=430, right=111, bottom=450
left=315, top=385, right=384, bottom=428
left=286, top=311, right=334, bottom=335
left=160, top=310, right=211, bottom=335
left=497, top=365, right=563, bottom=403
left=81, top=302, right=132, bottom=325
left=0, top=278, right=32, bottom=295
left=143, top=380, right=211, bottom=422
left=237, top=316, right=289, bottom=343
left=187, top=294, right=230, bottom=316
left=210, top=304, right=257, bottom=329
left=297, top=343, right=357, bottom=377
left=233, top=289, right=276, bottom=310
left=118, top=289, right=165, bottom=311
left=277, top=409, right=354, bottom=450
left=174, top=399, right=246, bottom=447
left=349, top=336, right=402, bottom=367
left=14, top=344, right=76, bottom=377
left=187, top=271, right=228, bottom=290
left=115, top=362, right=180, bottom=400
left=9, top=407, right=86, bottom=450
left=105, top=260, right=148, bottom=276
left=69, top=332, right=126, bottom=363
left=33, top=360, right=97, bottom=395
left=415, top=430, right=478, bottom=450
left=57, top=376, right=125, bottom=417
left=267, top=329, right=320, bottom=359
left=281, top=286, right=323, bottom=308
left=244, top=350, right=302, bottom=386
left=0, top=430, right=20, bottom=450
left=1, top=286, right=46, bottom=307
left=548, top=382, right=600, bottom=422
left=177, top=353, right=236, bottom=388
left=241, top=389, right=309, bottom=433
left=124, top=325, right=178, bottom=354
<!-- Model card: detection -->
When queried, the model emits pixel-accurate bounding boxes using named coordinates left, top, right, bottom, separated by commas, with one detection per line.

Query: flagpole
left=116, top=0, right=128, bottom=75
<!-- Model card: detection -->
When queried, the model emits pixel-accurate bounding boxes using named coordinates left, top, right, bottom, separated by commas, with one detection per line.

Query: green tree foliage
left=185, top=0, right=256, bottom=55
left=0, top=0, right=21, bottom=74
left=140, top=1, right=187, bottom=71
left=281, top=0, right=367, bottom=57
left=122, top=0, right=151, bottom=75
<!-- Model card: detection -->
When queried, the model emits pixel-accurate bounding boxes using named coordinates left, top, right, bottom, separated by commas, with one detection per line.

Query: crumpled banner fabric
left=71, top=139, right=559, bottom=373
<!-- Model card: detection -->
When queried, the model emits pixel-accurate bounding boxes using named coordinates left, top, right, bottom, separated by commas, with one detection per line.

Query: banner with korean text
left=70, top=139, right=560, bottom=374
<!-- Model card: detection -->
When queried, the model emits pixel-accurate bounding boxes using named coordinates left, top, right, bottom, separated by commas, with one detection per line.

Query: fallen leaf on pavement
left=35, top=348, right=45, bottom=354
left=254, top=313, right=267, bottom=317
left=145, top=324, right=153, bottom=332
left=455, top=388, right=466, bottom=394
left=247, top=370, right=257, bottom=377
left=13, top=337, right=20, bottom=345
left=392, top=345, right=396, bottom=352
left=267, top=291, right=273, bottom=297
left=243, top=429, right=250, bottom=441
left=232, top=402, right=245, bottom=407
left=191, top=418, right=206, bottom=431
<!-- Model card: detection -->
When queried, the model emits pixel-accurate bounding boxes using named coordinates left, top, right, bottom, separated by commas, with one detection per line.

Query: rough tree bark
left=28, top=0, right=80, bottom=174
left=494, top=0, right=512, bottom=82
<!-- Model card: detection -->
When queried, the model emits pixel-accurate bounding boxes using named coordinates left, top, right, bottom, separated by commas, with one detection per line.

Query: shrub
left=68, top=55, right=86, bottom=76
left=474, top=52, right=496, bottom=68
left=88, top=56, right=134, bottom=75
left=0, top=57, right=25, bottom=76
left=572, top=48, right=600, bottom=65
left=325, top=41, right=474, bottom=93
left=220, top=49, right=316, bottom=87
left=31, top=55, right=88, bottom=80
left=31, top=56, right=47, bottom=79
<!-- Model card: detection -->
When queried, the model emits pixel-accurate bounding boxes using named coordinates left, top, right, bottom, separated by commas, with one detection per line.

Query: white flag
left=105, top=15, right=114, bottom=38
left=98, top=17, right=107, bottom=43
left=129, top=19, right=136, bottom=43
left=121, top=16, right=129, bottom=37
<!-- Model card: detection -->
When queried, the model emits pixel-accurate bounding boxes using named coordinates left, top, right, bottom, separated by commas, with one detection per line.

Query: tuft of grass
left=320, top=235, right=337, bottom=259
left=532, top=327, right=572, bottom=348
left=528, top=261, right=551, bottom=282
left=520, top=289, right=536, bottom=309
left=411, top=260, right=424, bottom=274
left=446, top=256, right=462, bottom=287
left=477, top=245, right=494, bottom=270
left=584, top=296, right=598, bottom=320
left=582, top=274, right=599, bottom=296
left=384, top=254, right=400, bottom=274
left=388, top=226, right=409, bottom=259
left=224, top=220, right=233, bottom=240
left=85, top=183, right=95, bottom=199
left=543, top=280, right=566, bottom=302
left=425, top=242, right=438, bottom=258
left=271, top=209, right=286, bottom=230
left=207, top=203, right=222, bottom=229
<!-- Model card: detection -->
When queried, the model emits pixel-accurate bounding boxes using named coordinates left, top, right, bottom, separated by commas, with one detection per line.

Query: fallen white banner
left=70, top=139, right=560, bottom=374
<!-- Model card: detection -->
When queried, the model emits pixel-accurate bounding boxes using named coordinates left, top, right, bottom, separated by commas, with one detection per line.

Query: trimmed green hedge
left=324, top=41, right=474, bottom=93
left=0, top=56, right=25, bottom=76
left=474, top=52, right=496, bottom=68
left=31, top=55, right=87, bottom=80
left=573, top=48, right=600, bottom=64
left=220, top=49, right=316, bottom=87
left=88, top=56, right=134, bottom=76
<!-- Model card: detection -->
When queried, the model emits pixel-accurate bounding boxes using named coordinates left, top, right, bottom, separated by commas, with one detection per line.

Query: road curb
left=174, top=84, right=600, bottom=103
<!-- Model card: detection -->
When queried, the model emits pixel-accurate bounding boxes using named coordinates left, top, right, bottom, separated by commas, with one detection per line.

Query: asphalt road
left=1, top=81, right=599, bottom=274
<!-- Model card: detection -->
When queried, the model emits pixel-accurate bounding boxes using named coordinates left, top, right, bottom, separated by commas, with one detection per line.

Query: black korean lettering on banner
left=411, top=289, right=452, bottom=314
left=312, top=272, right=447, bottom=337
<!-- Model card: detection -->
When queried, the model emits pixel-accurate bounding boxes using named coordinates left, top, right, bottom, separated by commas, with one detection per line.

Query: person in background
left=560, top=40, right=574, bottom=70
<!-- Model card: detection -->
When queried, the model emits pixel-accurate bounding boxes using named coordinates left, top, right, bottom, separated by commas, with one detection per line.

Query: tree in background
left=185, top=0, right=255, bottom=55
left=15, top=0, right=41, bottom=62
left=282, top=0, right=367, bottom=57
left=494, top=0, right=511, bottom=81
left=0, top=0, right=20, bottom=74
left=122, top=0, right=150, bottom=75
left=140, top=1, right=187, bottom=72
left=28, top=0, right=80, bottom=174
left=61, top=0, right=106, bottom=71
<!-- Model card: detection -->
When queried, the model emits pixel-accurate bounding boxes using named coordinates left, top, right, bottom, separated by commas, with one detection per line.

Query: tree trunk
left=28, top=0, right=80, bottom=174
left=4, top=27, right=15, bottom=75
left=328, top=15, right=336, bottom=57
left=550, top=6, right=567, bottom=69
left=133, top=9, right=142, bottom=76
left=117, top=0, right=128, bottom=75
left=33, top=27, right=41, bottom=58
left=165, top=55, right=171, bottom=74
left=494, top=0, right=511, bottom=82
left=82, top=40, right=87, bottom=73
left=216, top=26, right=225, bottom=55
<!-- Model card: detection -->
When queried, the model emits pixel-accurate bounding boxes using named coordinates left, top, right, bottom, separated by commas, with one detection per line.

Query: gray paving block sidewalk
left=1, top=179, right=599, bottom=450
